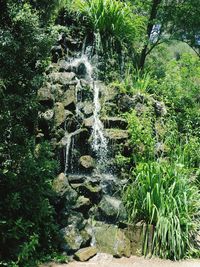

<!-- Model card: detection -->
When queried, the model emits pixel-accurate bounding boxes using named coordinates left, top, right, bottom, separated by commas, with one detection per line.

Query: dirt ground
left=40, top=255, right=200, bottom=267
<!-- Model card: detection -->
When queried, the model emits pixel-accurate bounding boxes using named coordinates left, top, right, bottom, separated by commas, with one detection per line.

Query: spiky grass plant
left=73, top=0, right=144, bottom=47
left=124, top=162, right=200, bottom=260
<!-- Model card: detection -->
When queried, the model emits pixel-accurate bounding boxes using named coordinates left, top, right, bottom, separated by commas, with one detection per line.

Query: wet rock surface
left=54, top=102, right=66, bottom=127
left=52, top=173, right=70, bottom=195
left=61, top=226, right=84, bottom=252
left=38, top=85, right=55, bottom=105
left=79, top=155, right=95, bottom=170
left=101, top=117, right=128, bottom=129
left=105, top=129, right=129, bottom=141
left=98, top=196, right=127, bottom=222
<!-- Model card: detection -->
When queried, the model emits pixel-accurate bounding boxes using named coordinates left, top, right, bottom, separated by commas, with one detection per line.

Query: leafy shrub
left=0, top=141, right=59, bottom=266
left=73, top=0, right=144, bottom=48
left=150, top=54, right=200, bottom=138
left=127, top=109, right=156, bottom=162
left=0, top=3, right=59, bottom=266
left=124, top=162, right=200, bottom=259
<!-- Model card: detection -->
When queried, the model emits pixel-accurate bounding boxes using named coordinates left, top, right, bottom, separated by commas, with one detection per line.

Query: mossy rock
left=48, top=72, right=76, bottom=85
left=94, top=223, right=131, bottom=257
left=98, top=196, right=127, bottom=222
left=38, top=84, right=55, bottom=105
left=74, top=247, right=97, bottom=262
left=101, top=117, right=128, bottom=129
left=54, top=102, right=66, bottom=127
left=61, top=226, right=83, bottom=252
left=79, top=155, right=95, bottom=169
left=52, top=173, right=69, bottom=194
left=105, top=129, right=128, bottom=141
left=52, top=173, right=78, bottom=205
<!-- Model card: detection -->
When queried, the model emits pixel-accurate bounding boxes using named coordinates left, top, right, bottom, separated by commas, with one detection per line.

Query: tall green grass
left=124, top=162, right=200, bottom=259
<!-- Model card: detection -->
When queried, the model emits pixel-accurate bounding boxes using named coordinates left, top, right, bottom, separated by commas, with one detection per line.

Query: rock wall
left=37, top=31, right=165, bottom=259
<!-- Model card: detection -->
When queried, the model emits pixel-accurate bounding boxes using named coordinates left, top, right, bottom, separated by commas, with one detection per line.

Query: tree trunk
left=138, top=0, right=161, bottom=70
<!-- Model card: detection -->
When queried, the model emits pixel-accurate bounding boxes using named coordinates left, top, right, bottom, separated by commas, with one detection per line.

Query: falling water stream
left=92, top=81, right=108, bottom=166
left=64, top=129, right=83, bottom=174
left=63, top=53, right=108, bottom=174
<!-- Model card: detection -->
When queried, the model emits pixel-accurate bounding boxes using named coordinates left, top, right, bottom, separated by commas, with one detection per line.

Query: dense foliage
left=0, top=1, right=61, bottom=266
left=122, top=53, right=200, bottom=259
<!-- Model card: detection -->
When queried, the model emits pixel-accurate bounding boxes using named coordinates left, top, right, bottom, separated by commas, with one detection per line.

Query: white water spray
left=64, top=129, right=83, bottom=174
left=92, top=81, right=108, bottom=162
left=64, top=54, right=108, bottom=173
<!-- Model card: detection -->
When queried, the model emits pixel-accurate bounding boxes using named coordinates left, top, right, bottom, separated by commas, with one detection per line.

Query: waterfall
left=63, top=53, right=108, bottom=174
left=64, top=133, right=72, bottom=174
left=91, top=81, right=108, bottom=165
left=64, top=129, right=84, bottom=174
left=75, top=78, right=83, bottom=119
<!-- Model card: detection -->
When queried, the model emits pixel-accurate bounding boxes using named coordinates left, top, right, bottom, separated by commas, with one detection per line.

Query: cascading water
left=91, top=81, right=108, bottom=167
left=63, top=53, right=108, bottom=174
left=64, top=133, right=72, bottom=174
left=63, top=128, right=84, bottom=174
left=75, top=78, right=83, bottom=119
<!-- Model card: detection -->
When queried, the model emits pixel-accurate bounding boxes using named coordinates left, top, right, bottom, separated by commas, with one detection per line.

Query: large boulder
left=105, top=129, right=128, bottom=141
left=83, top=116, right=94, bottom=128
left=48, top=72, right=76, bottom=85
left=52, top=173, right=69, bottom=194
left=74, top=247, right=97, bottom=262
left=89, top=253, right=113, bottom=262
left=124, top=222, right=153, bottom=256
left=103, top=103, right=118, bottom=117
left=101, top=117, right=128, bottom=129
left=39, top=109, right=54, bottom=121
left=66, top=211, right=86, bottom=230
left=81, top=101, right=94, bottom=117
left=80, top=223, right=93, bottom=247
left=52, top=173, right=78, bottom=205
left=79, top=155, right=95, bottom=170
left=68, top=175, right=87, bottom=184
left=94, top=223, right=131, bottom=257
left=73, top=62, right=87, bottom=78
left=98, top=196, right=127, bottom=222
left=118, top=93, right=148, bottom=112
left=153, top=100, right=167, bottom=116
left=58, top=59, right=71, bottom=72
left=38, top=85, right=54, bottom=105
left=50, top=83, right=64, bottom=101
left=62, top=88, right=76, bottom=110
left=99, top=174, right=126, bottom=196
left=54, top=102, right=66, bottom=127
left=78, top=182, right=102, bottom=203
left=73, top=195, right=91, bottom=212
left=118, top=94, right=136, bottom=112
left=61, top=226, right=83, bottom=252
